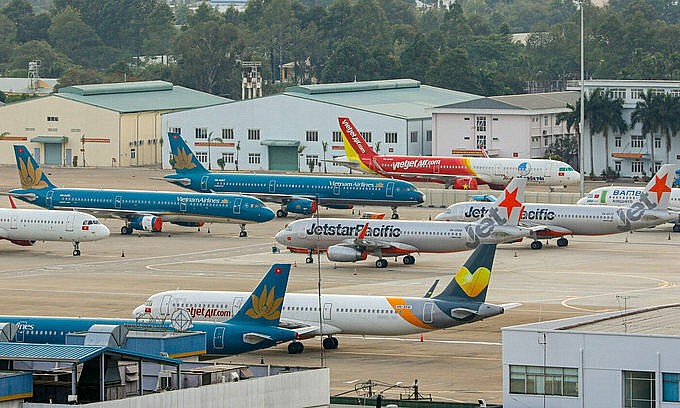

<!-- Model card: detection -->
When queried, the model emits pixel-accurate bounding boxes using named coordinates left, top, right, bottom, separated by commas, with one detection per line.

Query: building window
left=544, top=135, right=551, bottom=147
left=426, top=130, right=432, bottom=142
left=655, top=137, right=661, bottom=149
left=222, top=152, right=234, bottom=164
left=624, top=371, right=655, bottom=408
left=248, top=129, right=260, bottom=140
left=306, top=154, right=319, bottom=169
left=543, top=116, right=549, bottom=126
left=332, top=131, right=342, bottom=142
left=222, top=128, right=234, bottom=139
left=130, top=149, right=136, bottom=159
left=248, top=153, right=260, bottom=164
left=663, top=373, right=680, bottom=402
left=361, top=132, right=372, bottom=143
left=671, top=90, right=680, bottom=97
left=410, top=131, right=418, bottom=143
left=632, top=159, right=644, bottom=173
left=610, top=88, right=626, bottom=99
left=47, top=116, right=59, bottom=122
left=48, top=128, right=58, bottom=132
left=195, top=128, right=208, bottom=139
left=476, top=116, right=487, bottom=132
left=195, top=152, right=208, bottom=163
left=169, top=127, right=181, bottom=135
left=477, top=134, right=487, bottom=149
left=615, top=161, right=621, bottom=172
left=655, top=161, right=662, bottom=172
left=306, top=130, right=319, bottom=142
left=631, top=88, right=644, bottom=99
left=385, top=132, right=398, bottom=144
left=509, top=365, right=578, bottom=397
left=631, top=135, right=645, bottom=148
left=615, top=136, right=622, bottom=147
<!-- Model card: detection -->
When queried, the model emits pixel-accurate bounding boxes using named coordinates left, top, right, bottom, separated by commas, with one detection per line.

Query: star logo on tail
left=648, top=173, right=671, bottom=203
left=497, top=187, right=522, bottom=218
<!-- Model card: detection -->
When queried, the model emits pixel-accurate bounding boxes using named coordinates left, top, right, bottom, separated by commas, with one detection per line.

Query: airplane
left=435, top=164, right=679, bottom=249
left=133, top=243, right=511, bottom=354
left=7, top=145, right=275, bottom=237
left=577, top=186, right=680, bottom=232
left=275, top=178, right=529, bottom=268
left=162, top=133, right=424, bottom=219
left=0, top=196, right=110, bottom=256
left=0, top=264, right=297, bottom=357
left=333, top=117, right=580, bottom=190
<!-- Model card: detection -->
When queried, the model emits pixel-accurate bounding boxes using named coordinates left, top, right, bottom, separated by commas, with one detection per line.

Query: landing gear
left=72, top=241, right=81, bottom=257
left=391, top=206, right=399, bottom=220
left=239, top=224, right=248, bottom=238
left=402, top=255, right=416, bottom=265
left=376, top=259, right=388, bottom=268
left=556, top=237, right=569, bottom=247
left=276, top=208, right=289, bottom=218
left=674, top=224, right=680, bottom=233
left=120, top=225, right=133, bottom=235
left=322, top=336, right=339, bottom=350
left=530, top=240, right=543, bottom=250
left=287, top=341, right=304, bottom=354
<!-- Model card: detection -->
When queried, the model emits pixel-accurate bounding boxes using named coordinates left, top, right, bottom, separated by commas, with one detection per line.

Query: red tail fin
left=338, top=117, right=377, bottom=166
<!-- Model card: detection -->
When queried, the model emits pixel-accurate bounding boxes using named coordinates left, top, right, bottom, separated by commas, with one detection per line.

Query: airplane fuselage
left=135, top=292, right=503, bottom=336
left=0, top=315, right=295, bottom=357
left=578, top=187, right=680, bottom=212
left=0, top=208, right=109, bottom=244
left=437, top=202, right=677, bottom=236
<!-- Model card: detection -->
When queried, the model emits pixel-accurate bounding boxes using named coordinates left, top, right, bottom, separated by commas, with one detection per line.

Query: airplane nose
left=260, top=207, right=275, bottom=221
left=576, top=197, right=587, bottom=205
left=132, top=305, right=145, bottom=317
left=97, top=225, right=111, bottom=239
left=274, top=230, right=289, bottom=245
left=433, top=212, right=446, bottom=221
left=416, top=191, right=426, bottom=203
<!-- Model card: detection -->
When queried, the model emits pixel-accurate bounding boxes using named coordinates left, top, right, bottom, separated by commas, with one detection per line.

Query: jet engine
left=130, top=215, right=162, bottom=232
left=285, top=199, right=318, bottom=215
left=10, top=239, right=36, bottom=246
left=171, top=221, right=205, bottom=228
left=326, top=245, right=368, bottom=262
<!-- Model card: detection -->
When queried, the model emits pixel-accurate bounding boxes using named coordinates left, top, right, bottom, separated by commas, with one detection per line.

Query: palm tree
left=657, top=93, right=680, bottom=163
left=556, top=100, right=581, bottom=171
left=297, top=145, right=306, bottom=172
left=631, top=90, right=662, bottom=173
left=321, top=141, right=328, bottom=173
left=588, top=89, right=627, bottom=175
left=235, top=140, right=240, bottom=171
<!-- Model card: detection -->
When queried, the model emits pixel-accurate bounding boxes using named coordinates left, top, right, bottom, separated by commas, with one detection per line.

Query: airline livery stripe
left=386, top=297, right=436, bottom=330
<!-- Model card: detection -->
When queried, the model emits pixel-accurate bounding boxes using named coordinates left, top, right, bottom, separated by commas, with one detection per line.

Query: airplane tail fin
left=433, top=244, right=496, bottom=303
left=338, top=117, right=378, bottom=170
left=484, top=178, right=527, bottom=226
left=230, top=264, right=291, bottom=326
left=637, top=164, right=677, bottom=210
left=166, top=133, right=209, bottom=174
left=13, top=145, right=56, bottom=190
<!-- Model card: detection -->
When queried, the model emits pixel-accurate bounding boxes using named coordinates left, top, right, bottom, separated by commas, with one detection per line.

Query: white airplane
left=0, top=200, right=110, bottom=255
left=275, top=178, right=529, bottom=268
left=133, top=243, right=512, bottom=354
left=577, top=186, right=680, bottom=232
left=435, top=164, right=679, bottom=249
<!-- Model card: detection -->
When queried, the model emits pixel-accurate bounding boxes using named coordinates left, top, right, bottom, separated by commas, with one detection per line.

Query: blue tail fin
left=231, top=264, right=291, bottom=326
left=167, top=133, right=208, bottom=174
left=433, top=244, right=496, bottom=303
left=13, top=145, right=56, bottom=190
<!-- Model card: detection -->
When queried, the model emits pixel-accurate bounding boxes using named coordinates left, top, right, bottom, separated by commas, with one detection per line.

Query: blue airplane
left=0, top=264, right=296, bottom=357
left=163, top=133, right=425, bottom=219
left=9, top=145, right=275, bottom=237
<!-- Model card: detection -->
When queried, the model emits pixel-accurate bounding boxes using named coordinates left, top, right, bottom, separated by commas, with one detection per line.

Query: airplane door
left=333, top=183, right=340, bottom=196
left=423, top=302, right=434, bottom=324
left=543, top=162, right=552, bottom=180
left=213, top=327, right=225, bottom=350
left=433, top=161, right=440, bottom=174
left=160, top=295, right=173, bottom=317
left=66, top=214, right=74, bottom=232
left=10, top=215, right=17, bottom=230
left=269, top=180, right=276, bottom=193
left=233, top=198, right=242, bottom=215
left=180, top=202, right=187, bottom=213
left=115, top=196, right=122, bottom=209
left=16, top=322, right=25, bottom=342
left=232, top=297, right=244, bottom=316
left=201, top=175, right=209, bottom=191
left=46, top=190, right=54, bottom=208
left=323, top=303, right=332, bottom=321
left=386, top=182, right=395, bottom=198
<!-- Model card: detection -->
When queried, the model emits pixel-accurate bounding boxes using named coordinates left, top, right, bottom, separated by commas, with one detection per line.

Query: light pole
left=579, top=0, right=585, bottom=197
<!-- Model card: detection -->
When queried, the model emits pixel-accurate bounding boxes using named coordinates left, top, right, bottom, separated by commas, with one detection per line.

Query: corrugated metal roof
left=561, top=304, right=680, bottom=336
left=285, top=79, right=481, bottom=120
left=56, top=81, right=230, bottom=113
left=0, top=343, right=180, bottom=365
left=438, top=91, right=578, bottom=111
left=438, top=98, right=524, bottom=110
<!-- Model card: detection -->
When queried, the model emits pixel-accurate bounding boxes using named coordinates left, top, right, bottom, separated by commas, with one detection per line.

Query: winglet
left=433, top=244, right=496, bottom=302
left=357, top=222, right=370, bottom=240
left=230, top=264, right=291, bottom=326
left=166, top=133, right=209, bottom=175
left=338, top=117, right=377, bottom=172
left=638, top=164, right=678, bottom=210
left=13, top=145, right=56, bottom=190
left=483, top=178, right=527, bottom=226
left=8, top=195, right=16, bottom=209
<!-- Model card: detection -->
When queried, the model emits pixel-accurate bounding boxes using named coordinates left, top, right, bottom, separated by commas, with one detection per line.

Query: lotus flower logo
left=454, top=266, right=490, bottom=297
left=19, top=158, right=48, bottom=190
left=245, top=285, right=284, bottom=320
left=173, top=147, right=196, bottom=170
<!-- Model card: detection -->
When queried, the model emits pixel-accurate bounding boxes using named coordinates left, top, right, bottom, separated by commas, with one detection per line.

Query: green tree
left=588, top=88, right=627, bottom=174
left=556, top=100, right=581, bottom=171
left=426, top=47, right=482, bottom=94
left=48, top=6, right=104, bottom=67
left=545, top=135, right=579, bottom=170
left=0, top=13, right=17, bottom=63
left=631, top=90, right=663, bottom=172
left=655, top=92, right=680, bottom=163
left=9, top=40, right=72, bottom=77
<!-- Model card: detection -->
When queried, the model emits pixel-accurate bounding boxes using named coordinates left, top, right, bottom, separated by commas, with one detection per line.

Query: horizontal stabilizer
left=243, top=332, right=273, bottom=344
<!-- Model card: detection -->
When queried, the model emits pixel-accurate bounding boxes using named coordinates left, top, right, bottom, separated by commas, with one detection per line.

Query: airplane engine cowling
left=10, top=239, right=36, bottom=247
left=326, top=245, right=368, bottom=262
left=171, top=221, right=205, bottom=228
left=130, top=215, right=163, bottom=232
left=285, top=199, right=317, bottom=215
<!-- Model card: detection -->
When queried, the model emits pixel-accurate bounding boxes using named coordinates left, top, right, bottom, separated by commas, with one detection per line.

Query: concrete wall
left=420, top=188, right=579, bottom=209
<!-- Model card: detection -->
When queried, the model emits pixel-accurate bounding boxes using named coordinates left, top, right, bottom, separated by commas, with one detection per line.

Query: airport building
left=160, top=78, right=481, bottom=172
left=0, top=81, right=228, bottom=167
left=503, top=304, right=680, bottom=408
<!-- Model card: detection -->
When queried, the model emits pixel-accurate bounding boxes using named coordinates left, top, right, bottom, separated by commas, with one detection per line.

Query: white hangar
left=160, top=79, right=481, bottom=172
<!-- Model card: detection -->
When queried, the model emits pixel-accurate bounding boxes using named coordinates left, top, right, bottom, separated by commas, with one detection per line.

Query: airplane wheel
left=557, top=237, right=569, bottom=247
left=332, top=337, right=339, bottom=349
left=288, top=341, right=304, bottom=354
left=403, top=255, right=416, bottom=265
left=391, top=213, right=399, bottom=220
left=323, top=337, right=335, bottom=350
left=239, top=231, right=248, bottom=238
left=276, top=209, right=286, bottom=218
left=73, top=249, right=81, bottom=256
left=121, top=226, right=132, bottom=235
left=674, top=224, right=680, bottom=233
left=376, top=259, right=388, bottom=268
left=530, top=241, right=543, bottom=250
left=305, top=256, right=313, bottom=264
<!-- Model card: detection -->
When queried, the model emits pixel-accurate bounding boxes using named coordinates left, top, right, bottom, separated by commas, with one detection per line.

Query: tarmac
left=0, top=165, right=678, bottom=404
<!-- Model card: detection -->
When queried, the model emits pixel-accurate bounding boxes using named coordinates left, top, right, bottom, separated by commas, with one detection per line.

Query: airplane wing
left=348, top=238, right=419, bottom=253
left=156, top=176, right=193, bottom=187
left=50, top=206, right=161, bottom=221
left=278, top=318, right=341, bottom=336
left=320, top=158, right=364, bottom=171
